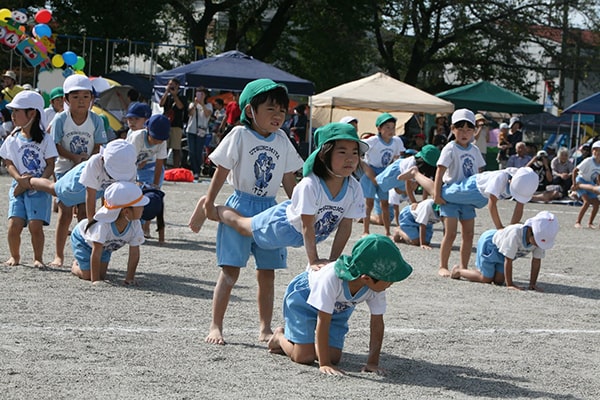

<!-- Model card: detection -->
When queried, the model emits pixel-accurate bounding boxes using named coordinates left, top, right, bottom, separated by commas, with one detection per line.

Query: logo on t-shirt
left=315, top=210, right=339, bottom=238
left=381, top=150, right=393, bottom=167
left=69, top=135, right=90, bottom=155
left=22, top=148, right=42, bottom=175
left=462, top=156, right=475, bottom=177
left=254, top=152, right=275, bottom=190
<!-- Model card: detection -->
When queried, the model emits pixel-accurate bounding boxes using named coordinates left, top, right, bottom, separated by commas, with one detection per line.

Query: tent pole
left=308, top=96, right=313, bottom=153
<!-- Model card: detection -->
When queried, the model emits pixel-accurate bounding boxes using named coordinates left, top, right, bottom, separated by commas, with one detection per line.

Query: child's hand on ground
left=319, top=365, right=345, bottom=376
left=507, top=284, right=523, bottom=291
left=362, top=364, right=387, bottom=375
left=528, top=284, right=544, bottom=292
left=420, top=244, right=432, bottom=250
left=123, top=279, right=138, bottom=286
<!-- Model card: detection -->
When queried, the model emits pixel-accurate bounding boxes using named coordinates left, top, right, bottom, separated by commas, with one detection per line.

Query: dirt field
left=0, top=174, right=598, bottom=399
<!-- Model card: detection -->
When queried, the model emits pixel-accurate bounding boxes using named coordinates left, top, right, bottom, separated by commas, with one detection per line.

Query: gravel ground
left=0, top=174, right=598, bottom=400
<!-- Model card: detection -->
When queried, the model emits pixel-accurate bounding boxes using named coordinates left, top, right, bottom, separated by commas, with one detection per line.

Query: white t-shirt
left=286, top=173, right=365, bottom=240
left=475, top=168, right=517, bottom=200
left=363, top=135, right=406, bottom=168
left=411, top=198, right=440, bottom=225
left=576, top=156, right=600, bottom=182
left=492, top=224, right=545, bottom=260
left=307, top=262, right=386, bottom=315
left=0, top=131, right=58, bottom=176
left=52, top=111, right=107, bottom=174
left=76, top=218, right=145, bottom=251
left=438, top=141, right=486, bottom=184
left=126, top=129, right=168, bottom=165
left=186, top=103, right=213, bottom=135
left=78, top=153, right=124, bottom=191
left=209, top=125, right=303, bottom=197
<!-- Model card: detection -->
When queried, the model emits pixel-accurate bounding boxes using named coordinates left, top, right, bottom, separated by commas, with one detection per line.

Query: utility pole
left=558, top=0, right=569, bottom=109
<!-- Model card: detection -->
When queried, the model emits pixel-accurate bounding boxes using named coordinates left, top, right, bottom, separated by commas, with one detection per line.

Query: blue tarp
left=153, top=50, right=315, bottom=96
left=563, top=92, right=600, bottom=115
left=106, top=70, right=154, bottom=102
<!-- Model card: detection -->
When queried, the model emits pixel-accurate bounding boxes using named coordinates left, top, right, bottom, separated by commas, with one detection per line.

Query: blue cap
left=145, top=114, right=171, bottom=140
left=126, top=102, right=151, bottom=119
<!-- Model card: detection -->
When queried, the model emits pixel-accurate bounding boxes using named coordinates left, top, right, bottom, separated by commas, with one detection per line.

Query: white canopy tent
left=310, top=72, right=455, bottom=137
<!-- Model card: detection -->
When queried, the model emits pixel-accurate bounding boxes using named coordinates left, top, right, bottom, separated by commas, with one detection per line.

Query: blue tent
left=106, top=70, right=154, bottom=102
left=153, top=50, right=315, bottom=96
left=563, top=92, right=600, bottom=115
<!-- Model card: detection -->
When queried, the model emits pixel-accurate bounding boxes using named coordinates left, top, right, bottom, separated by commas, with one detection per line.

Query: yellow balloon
left=0, top=9, right=11, bottom=22
left=51, top=54, right=64, bottom=68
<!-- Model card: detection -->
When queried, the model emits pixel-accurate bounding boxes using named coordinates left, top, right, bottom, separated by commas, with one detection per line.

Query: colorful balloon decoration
left=51, top=54, right=64, bottom=68
left=73, top=56, right=85, bottom=71
left=34, top=9, right=52, bottom=24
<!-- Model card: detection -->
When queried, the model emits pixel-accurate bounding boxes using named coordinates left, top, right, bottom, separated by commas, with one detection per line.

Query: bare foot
left=574, top=222, right=582, bottom=228
left=267, top=327, right=285, bottom=354
left=205, top=326, right=226, bottom=345
left=259, top=328, right=273, bottom=343
left=33, top=260, right=46, bottom=269
left=48, top=257, right=63, bottom=268
left=361, top=232, right=370, bottom=237
left=438, top=267, right=451, bottom=277
left=188, top=195, right=207, bottom=233
left=450, top=265, right=461, bottom=279
left=4, top=257, right=20, bottom=266
left=588, top=223, right=596, bottom=229
left=393, top=230, right=403, bottom=243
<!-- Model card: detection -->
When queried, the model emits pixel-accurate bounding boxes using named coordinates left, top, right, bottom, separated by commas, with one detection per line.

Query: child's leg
left=71, top=260, right=91, bottom=280
left=142, top=220, right=151, bottom=237
left=28, top=220, right=45, bottom=268
left=450, top=266, right=493, bottom=283
left=588, top=198, right=599, bottom=227
left=575, top=196, right=590, bottom=227
left=438, top=217, right=457, bottom=277
left=393, top=227, right=418, bottom=245
left=393, top=205, right=400, bottom=226
left=206, top=265, right=241, bottom=345
left=256, top=269, right=275, bottom=342
left=380, top=199, right=392, bottom=236
left=29, top=177, right=57, bottom=196
left=459, top=218, right=475, bottom=269
left=51, top=202, right=73, bottom=267
left=412, top=170, right=435, bottom=196
left=363, top=198, right=374, bottom=235
left=268, top=327, right=317, bottom=364
left=217, top=205, right=253, bottom=237
left=188, top=195, right=207, bottom=233
left=5, top=217, right=25, bottom=266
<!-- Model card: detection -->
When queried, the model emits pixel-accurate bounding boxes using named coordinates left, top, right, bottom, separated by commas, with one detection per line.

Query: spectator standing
left=186, top=88, right=213, bottom=179
left=496, top=123, right=511, bottom=169
left=1, top=70, right=23, bottom=102
left=218, top=92, right=241, bottom=139
left=159, top=78, right=187, bottom=168
left=507, top=117, right=523, bottom=156
left=474, top=113, right=489, bottom=163
left=428, top=113, right=449, bottom=144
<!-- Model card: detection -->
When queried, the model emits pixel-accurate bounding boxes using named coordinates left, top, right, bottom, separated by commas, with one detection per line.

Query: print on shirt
left=381, top=150, right=393, bottom=167
left=315, top=210, right=339, bottom=238
left=104, top=239, right=127, bottom=253
left=462, top=154, right=475, bottom=177
left=254, top=152, right=275, bottom=191
left=69, top=134, right=90, bottom=155
left=22, top=148, right=42, bottom=176
left=334, top=300, right=357, bottom=313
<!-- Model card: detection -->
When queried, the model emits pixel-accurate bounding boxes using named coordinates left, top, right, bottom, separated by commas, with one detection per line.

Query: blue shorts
left=54, top=163, right=104, bottom=207
left=70, top=226, right=111, bottom=271
left=283, top=272, right=352, bottom=349
left=216, top=190, right=286, bottom=269
left=399, top=205, right=433, bottom=243
left=8, top=182, right=52, bottom=225
left=476, top=229, right=504, bottom=279
left=576, top=177, right=598, bottom=199
left=376, top=161, right=406, bottom=193
left=360, top=165, right=388, bottom=200
left=137, top=162, right=164, bottom=188
left=439, top=182, right=477, bottom=220
left=251, top=200, right=305, bottom=249
left=441, top=176, right=488, bottom=209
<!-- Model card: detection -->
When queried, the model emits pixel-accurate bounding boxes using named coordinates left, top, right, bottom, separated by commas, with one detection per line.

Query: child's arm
left=529, top=257, right=543, bottom=292
left=124, top=245, right=140, bottom=285
left=487, top=195, right=504, bottom=229
left=203, top=165, right=230, bottom=221
left=316, top=311, right=344, bottom=375
left=301, top=214, right=329, bottom=270
left=41, top=158, right=56, bottom=180
left=362, top=314, right=386, bottom=374
left=571, top=166, right=579, bottom=190
left=574, top=182, right=600, bottom=194
left=433, top=166, right=447, bottom=205
left=85, top=187, right=98, bottom=222
left=56, top=143, right=87, bottom=165
left=361, top=160, right=378, bottom=186
left=510, top=201, right=525, bottom=225
left=503, top=257, right=522, bottom=290
left=328, top=218, right=353, bottom=261
left=418, top=224, right=431, bottom=249
left=90, top=242, right=104, bottom=284
left=281, top=171, right=297, bottom=199
left=153, top=159, right=165, bottom=187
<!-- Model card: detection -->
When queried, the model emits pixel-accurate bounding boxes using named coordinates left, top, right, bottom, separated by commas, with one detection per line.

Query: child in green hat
left=267, top=234, right=413, bottom=375
left=360, top=112, right=406, bottom=237
left=197, top=122, right=368, bottom=271
left=188, top=78, right=304, bottom=345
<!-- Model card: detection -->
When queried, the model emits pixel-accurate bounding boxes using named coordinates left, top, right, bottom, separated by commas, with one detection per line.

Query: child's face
left=51, top=97, right=64, bottom=112
left=329, top=140, right=360, bottom=178
left=248, top=99, right=287, bottom=136
left=147, top=135, right=164, bottom=146
left=66, top=90, right=93, bottom=114
left=377, top=121, right=396, bottom=142
left=10, top=108, right=34, bottom=128
left=592, top=147, right=600, bottom=161
left=452, top=121, right=475, bottom=147
left=364, top=276, right=393, bottom=292
left=127, top=116, right=146, bottom=131
left=126, top=206, right=145, bottom=221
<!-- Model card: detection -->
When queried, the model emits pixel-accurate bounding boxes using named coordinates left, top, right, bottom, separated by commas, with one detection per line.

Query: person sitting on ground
left=506, top=141, right=531, bottom=168
left=451, top=211, right=558, bottom=291
left=267, top=234, right=413, bottom=375
left=527, top=150, right=562, bottom=202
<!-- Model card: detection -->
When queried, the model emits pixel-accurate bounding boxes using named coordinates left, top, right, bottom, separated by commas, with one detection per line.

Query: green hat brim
left=415, top=144, right=441, bottom=166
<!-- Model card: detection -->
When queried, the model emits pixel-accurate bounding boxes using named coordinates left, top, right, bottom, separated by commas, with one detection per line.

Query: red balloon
left=35, top=9, right=52, bottom=24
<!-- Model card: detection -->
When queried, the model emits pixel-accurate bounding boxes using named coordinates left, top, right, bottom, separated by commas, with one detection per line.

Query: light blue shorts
left=216, top=190, right=286, bottom=269
left=360, top=165, right=388, bottom=200
left=8, top=182, right=52, bottom=225
left=54, top=163, right=104, bottom=207
left=70, top=226, right=111, bottom=271
left=441, top=176, right=488, bottom=209
left=137, top=162, right=164, bottom=188
left=576, top=177, right=598, bottom=199
left=376, top=161, right=406, bottom=193
left=251, top=200, right=305, bottom=249
left=283, top=272, right=352, bottom=349
left=476, top=229, right=504, bottom=279
left=399, top=205, right=433, bottom=243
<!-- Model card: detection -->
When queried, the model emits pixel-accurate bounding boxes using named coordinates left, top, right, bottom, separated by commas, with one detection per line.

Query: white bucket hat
left=100, top=139, right=137, bottom=182
left=94, top=181, right=149, bottom=223
left=451, top=108, right=475, bottom=126
left=339, top=116, right=358, bottom=124
left=6, top=90, right=47, bottom=131
left=509, top=167, right=538, bottom=204
left=524, top=211, right=559, bottom=250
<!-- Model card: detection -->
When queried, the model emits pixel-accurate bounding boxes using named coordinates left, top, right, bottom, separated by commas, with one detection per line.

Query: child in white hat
left=451, top=211, right=559, bottom=291
left=70, top=181, right=149, bottom=284
left=0, top=91, right=58, bottom=267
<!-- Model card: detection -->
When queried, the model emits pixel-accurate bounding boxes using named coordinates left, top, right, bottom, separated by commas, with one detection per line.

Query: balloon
left=51, top=54, right=64, bottom=68
left=35, top=9, right=52, bottom=24
left=62, top=51, right=77, bottom=66
left=33, top=23, right=51, bottom=38
left=73, top=56, right=85, bottom=71
left=0, top=8, right=11, bottom=22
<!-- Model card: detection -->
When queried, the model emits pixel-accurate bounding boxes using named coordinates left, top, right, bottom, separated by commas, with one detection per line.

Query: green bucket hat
left=375, top=112, right=397, bottom=128
left=334, top=234, right=413, bottom=282
left=49, top=86, right=64, bottom=101
left=302, top=122, right=369, bottom=177
left=239, top=78, right=287, bottom=125
left=415, top=144, right=441, bottom=167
